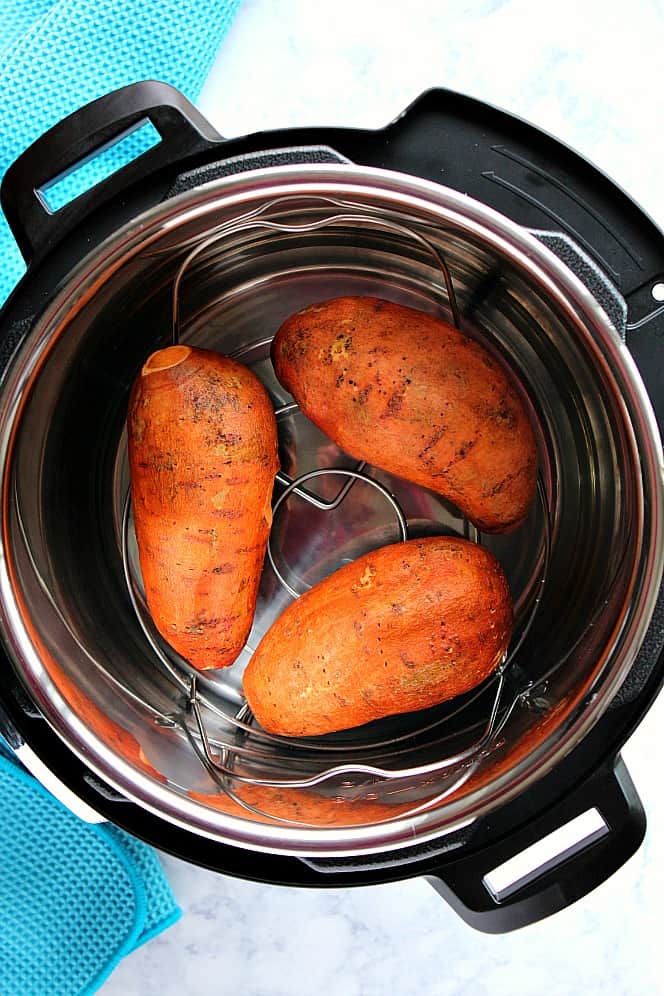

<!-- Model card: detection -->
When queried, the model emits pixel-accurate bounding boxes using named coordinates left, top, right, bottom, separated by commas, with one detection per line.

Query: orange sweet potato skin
left=272, top=296, right=537, bottom=533
left=243, top=537, right=512, bottom=736
left=128, top=345, right=278, bottom=670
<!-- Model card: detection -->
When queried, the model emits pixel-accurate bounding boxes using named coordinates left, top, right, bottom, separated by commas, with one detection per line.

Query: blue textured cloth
left=0, top=0, right=242, bottom=304
left=0, top=740, right=181, bottom=995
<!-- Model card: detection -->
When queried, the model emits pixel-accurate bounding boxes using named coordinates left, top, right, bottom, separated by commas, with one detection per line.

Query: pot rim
left=0, top=163, right=662, bottom=856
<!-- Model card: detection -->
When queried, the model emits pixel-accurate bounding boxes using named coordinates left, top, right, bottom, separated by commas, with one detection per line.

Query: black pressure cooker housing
left=1, top=82, right=663, bottom=933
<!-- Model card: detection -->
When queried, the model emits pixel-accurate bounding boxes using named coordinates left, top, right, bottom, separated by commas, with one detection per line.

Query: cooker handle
left=1, top=80, right=221, bottom=263
left=0, top=700, right=105, bottom=824
left=427, top=754, right=645, bottom=933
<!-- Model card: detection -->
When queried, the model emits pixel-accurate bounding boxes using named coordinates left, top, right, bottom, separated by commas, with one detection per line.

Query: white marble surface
left=104, top=2, right=664, bottom=993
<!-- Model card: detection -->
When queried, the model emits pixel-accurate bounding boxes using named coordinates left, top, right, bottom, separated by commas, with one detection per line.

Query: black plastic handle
left=428, top=755, right=645, bottom=933
left=1, top=80, right=221, bottom=263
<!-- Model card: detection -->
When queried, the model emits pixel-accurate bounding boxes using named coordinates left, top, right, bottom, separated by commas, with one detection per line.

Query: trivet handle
left=1, top=81, right=221, bottom=264
left=427, top=754, right=644, bottom=933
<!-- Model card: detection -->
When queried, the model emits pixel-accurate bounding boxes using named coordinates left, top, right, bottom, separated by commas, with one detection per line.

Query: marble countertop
left=104, top=1, right=664, bottom=993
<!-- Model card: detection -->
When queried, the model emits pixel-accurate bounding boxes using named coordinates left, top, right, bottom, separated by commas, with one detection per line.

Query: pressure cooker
left=0, top=80, right=663, bottom=933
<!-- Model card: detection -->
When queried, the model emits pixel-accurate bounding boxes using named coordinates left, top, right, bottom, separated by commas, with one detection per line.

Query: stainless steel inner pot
left=1, top=165, right=662, bottom=857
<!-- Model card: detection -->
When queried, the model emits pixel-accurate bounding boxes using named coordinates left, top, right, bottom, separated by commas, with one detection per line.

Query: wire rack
left=121, top=196, right=553, bottom=826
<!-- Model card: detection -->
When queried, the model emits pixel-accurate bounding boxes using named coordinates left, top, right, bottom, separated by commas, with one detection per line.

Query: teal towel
left=0, top=0, right=242, bottom=305
left=0, top=739, right=180, bottom=995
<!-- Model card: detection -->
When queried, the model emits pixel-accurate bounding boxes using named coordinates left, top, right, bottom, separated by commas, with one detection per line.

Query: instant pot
left=1, top=80, right=663, bottom=933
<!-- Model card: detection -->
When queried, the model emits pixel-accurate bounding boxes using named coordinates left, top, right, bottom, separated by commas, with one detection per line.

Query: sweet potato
left=128, top=345, right=278, bottom=670
left=243, top=536, right=512, bottom=736
left=271, top=296, right=537, bottom=532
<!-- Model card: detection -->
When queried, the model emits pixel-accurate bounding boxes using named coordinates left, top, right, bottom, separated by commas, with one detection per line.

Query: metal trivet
left=121, top=196, right=552, bottom=826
